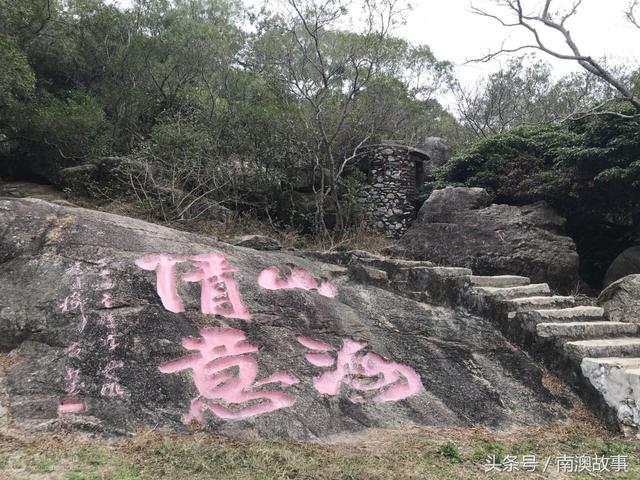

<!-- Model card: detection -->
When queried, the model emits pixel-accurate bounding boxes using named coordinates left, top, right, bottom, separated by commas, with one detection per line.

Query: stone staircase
left=450, top=271, right=640, bottom=434
left=305, top=250, right=640, bottom=435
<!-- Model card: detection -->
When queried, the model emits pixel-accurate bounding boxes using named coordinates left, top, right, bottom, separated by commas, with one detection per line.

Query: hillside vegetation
left=0, top=0, right=639, bottom=287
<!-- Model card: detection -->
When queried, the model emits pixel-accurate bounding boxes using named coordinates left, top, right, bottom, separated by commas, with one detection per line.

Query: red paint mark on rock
left=57, top=397, right=86, bottom=414
left=159, top=327, right=298, bottom=422
left=258, top=265, right=337, bottom=298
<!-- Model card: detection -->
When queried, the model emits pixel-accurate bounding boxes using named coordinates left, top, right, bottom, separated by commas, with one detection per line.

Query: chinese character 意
left=159, top=327, right=299, bottom=422
left=297, top=336, right=423, bottom=403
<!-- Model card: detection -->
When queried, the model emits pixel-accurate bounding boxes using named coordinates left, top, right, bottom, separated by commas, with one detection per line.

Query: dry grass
left=5, top=182, right=397, bottom=254
left=70, top=195, right=396, bottom=254
left=1, top=417, right=639, bottom=480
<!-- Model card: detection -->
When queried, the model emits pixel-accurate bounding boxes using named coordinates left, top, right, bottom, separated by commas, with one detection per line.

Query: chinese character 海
left=297, top=336, right=423, bottom=403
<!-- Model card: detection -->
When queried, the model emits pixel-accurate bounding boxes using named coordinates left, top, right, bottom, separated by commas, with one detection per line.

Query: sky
left=397, top=0, right=639, bottom=85
left=113, top=0, right=639, bottom=101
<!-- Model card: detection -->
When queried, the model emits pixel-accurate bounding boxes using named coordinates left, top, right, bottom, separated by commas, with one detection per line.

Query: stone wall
left=356, top=145, right=421, bottom=237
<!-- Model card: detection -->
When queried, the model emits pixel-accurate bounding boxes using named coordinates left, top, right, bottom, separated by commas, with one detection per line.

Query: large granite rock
left=604, top=246, right=640, bottom=287
left=416, top=137, right=453, bottom=170
left=397, top=187, right=580, bottom=292
left=0, top=198, right=580, bottom=439
left=598, top=275, right=640, bottom=323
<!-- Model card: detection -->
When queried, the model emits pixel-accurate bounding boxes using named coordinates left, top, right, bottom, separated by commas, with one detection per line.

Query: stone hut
left=355, top=144, right=433, bottom=237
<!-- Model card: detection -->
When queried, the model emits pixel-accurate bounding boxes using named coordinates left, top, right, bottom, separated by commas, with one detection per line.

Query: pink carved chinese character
left=297, top=336, right=423, bottom=403
left=64, top=367, right=84, bottom=396
left=104, top=334, right=119, bottom=351
left=182, top=253, right=251, bottom=320
left=135, top=252, right=251, bottom=319
left=64, top=342, right=82, bottom=359
left=99, top=360, right=124, bottom=397
left=65, top=262, right=83, bottom=277
left=99, top=313, right=116, bottom=329
left=101, top=292, right=113, bottom=308
left=159, top=327, right=299, bottom=422
left=258, top=265, right=337, bottom=298
left=135, top=254, right=186, bottom=313
left=101, top=382, right=124, bottom=397
left=59, top=291, right=81, bottom=313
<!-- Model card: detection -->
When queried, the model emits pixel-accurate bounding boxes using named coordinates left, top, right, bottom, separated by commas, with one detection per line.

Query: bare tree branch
left=470, top=0, right=640, bottom=111
left=628, top=0, right=640, bottom=29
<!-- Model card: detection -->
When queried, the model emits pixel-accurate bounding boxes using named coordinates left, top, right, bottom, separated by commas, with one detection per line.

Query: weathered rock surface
left=0, top=198, right=581, bottom=440
left=232, top=235, right=281, bottom=251
left=415, top=137, right=453, bottom=170
left=604, top=247, right=640, bottom=287
left=396, top=187, right=580, bottom=292
left=598, top=275, right=640, bottom=324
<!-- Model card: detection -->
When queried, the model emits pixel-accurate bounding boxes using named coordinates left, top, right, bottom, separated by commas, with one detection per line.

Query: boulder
left=598, top=274, right=640, bottom=323
left=416, top=137, right=453, bottom=169
left=604, top=246, right=640, bottom=287
left=0, top=198, right=580, bottom=439
left=397, top=187, right=580, bottom=292
left=58, top=156, right=134, bottom=198
left=232, top=235, right=281, bottom=251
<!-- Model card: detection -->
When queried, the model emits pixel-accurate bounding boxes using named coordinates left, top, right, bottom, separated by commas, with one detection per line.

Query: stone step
left=565, top=338, right=640, bottom=361
left=516, top=306, right=605, bottom=324
left=469, top=275, right=531, bottom=288
left=536, top=322, right=640, bottom=340
left=580, top=357, right=640, bottom=426
left=582, top=357, right=640, bottom=372
left=407, top=266, right=473, bottom=291
left=472, top=283, right=551, bottom=299
left=507, top=296, right=576, bottom=312
left=513, top=306, right=605, bottom=328
left=426, top=267, right=473, bottom=277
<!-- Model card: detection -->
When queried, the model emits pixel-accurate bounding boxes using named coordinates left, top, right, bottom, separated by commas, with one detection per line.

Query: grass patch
left=1, top=419, right=639, bottom=479
left=436, top=440, right=463, bottom=464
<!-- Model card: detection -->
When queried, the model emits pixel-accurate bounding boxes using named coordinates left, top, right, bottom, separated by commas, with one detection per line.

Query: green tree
left=0, top=35, right=36, bottom=143
left=455, top=56, right=618, bottom=138
left=437, top=102, right=640, bottom=287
